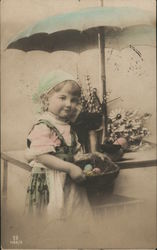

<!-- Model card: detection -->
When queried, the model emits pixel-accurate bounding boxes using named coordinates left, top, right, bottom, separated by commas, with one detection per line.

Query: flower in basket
left=108, top=108, right=151, bottom=151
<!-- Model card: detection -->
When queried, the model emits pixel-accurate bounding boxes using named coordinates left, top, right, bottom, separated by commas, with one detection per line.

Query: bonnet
left=33, top=70, right=78, bottom=103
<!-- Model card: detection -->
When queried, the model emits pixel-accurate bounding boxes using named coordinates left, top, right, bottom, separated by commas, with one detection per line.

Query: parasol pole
left=98, top=0, right=108, bottom=144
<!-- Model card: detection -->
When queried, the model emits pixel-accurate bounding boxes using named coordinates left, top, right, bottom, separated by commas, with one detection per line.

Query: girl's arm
left=36, top=154, right=85, bottom=182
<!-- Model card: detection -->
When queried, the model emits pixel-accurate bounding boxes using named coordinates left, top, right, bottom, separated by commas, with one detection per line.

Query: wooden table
left=1, top=147, right=156, bottom=199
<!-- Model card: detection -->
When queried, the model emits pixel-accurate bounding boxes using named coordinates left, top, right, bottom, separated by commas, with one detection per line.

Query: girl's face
left=47, top=82, right=80, bottom=121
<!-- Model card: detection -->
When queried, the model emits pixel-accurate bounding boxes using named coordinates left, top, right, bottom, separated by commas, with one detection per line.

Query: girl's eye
left=59, top=96, right=66, bottom=100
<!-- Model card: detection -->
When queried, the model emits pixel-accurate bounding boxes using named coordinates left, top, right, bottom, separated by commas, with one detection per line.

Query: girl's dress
left=25, top=112, right=91, bottom=220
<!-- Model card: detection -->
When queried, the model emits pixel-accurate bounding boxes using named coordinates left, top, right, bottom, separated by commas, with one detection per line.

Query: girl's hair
left=40, top=80, right=81, bottom=112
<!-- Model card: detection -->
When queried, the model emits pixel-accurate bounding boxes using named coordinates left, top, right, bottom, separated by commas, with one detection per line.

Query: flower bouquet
left=72, top=76, right=102, bottom=152
left=107, top=108, right=151, bottom=151
left=74, top=76, right=125, bottom=158
left=78, top=75, right=103, bottom=129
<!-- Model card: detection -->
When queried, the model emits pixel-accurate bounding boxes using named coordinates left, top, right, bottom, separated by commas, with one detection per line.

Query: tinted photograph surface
left=1, top=0, right=156, bottom=249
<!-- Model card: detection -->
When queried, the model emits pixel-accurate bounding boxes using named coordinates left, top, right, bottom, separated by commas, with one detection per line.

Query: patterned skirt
left=26, top=167, right=49, bottom=213
left=25, top=163, right=92, bottom=220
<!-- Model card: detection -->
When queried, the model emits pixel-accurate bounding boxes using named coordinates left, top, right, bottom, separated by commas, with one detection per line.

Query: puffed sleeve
left=26, top=123, right=61, bottom=158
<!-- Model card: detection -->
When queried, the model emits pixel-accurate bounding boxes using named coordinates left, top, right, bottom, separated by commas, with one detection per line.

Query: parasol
left=7, top=6, right=156, bottom=143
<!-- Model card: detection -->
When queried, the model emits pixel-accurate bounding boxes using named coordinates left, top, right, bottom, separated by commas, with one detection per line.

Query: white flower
left=142, top=113, right=151, bottom=120
left=115, top=124, right=126, bottom=132
left=126, top=110, right=139, bottom=118
left=131, top=121, right=141, bottom=130
left=108, top=108, right=151, bottom=149
left=109, top=108, right=126, bottom=124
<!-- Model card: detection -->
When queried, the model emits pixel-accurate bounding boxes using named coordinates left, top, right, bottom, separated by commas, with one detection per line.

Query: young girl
left=25, top=70, right=95, bottom=221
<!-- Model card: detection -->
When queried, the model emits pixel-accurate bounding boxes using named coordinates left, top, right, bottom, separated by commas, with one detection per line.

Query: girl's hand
left=68, top=164, right=86, bottom=183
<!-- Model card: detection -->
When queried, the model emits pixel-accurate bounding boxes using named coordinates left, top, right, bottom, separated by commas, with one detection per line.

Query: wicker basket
left=75, top=152, right=120, bottom=190
left=84, top=165, right=120, bottom=190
